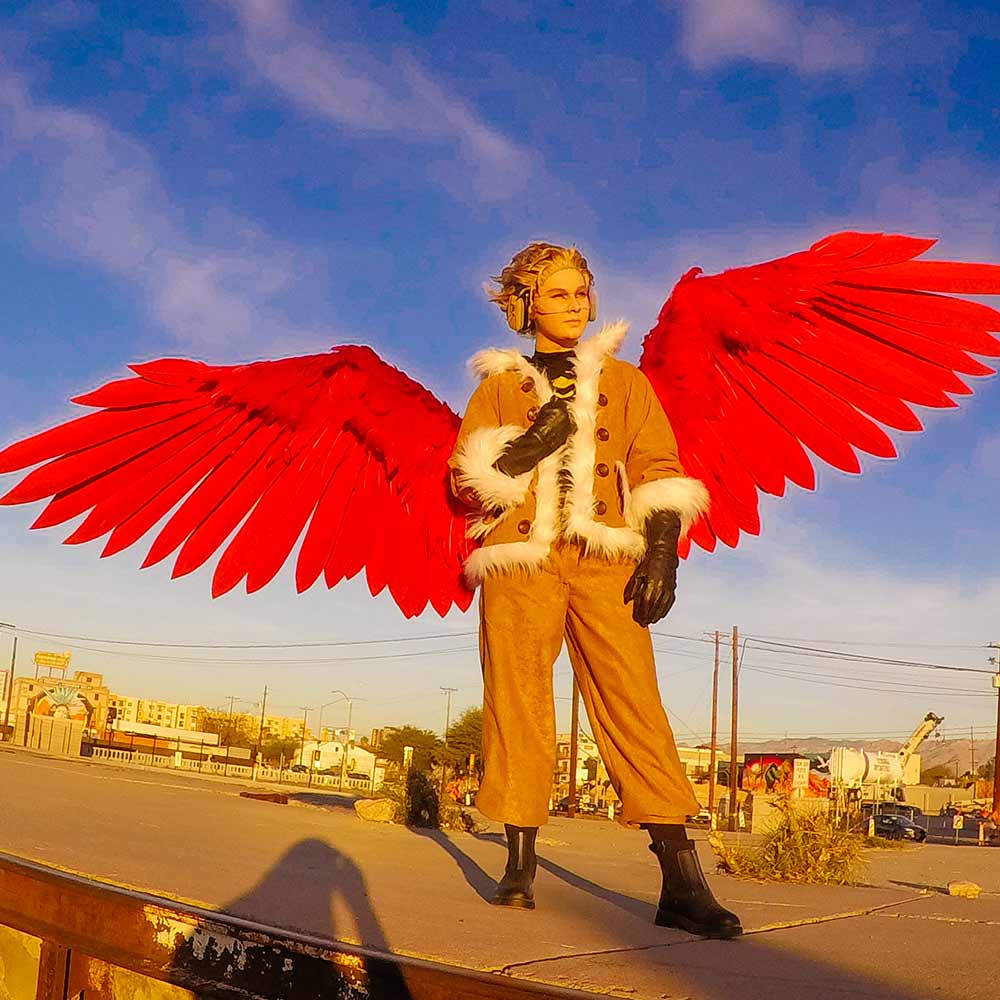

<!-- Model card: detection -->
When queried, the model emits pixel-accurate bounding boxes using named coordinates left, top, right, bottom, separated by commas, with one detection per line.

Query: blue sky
left=2, top=0, right=1000, bottom=747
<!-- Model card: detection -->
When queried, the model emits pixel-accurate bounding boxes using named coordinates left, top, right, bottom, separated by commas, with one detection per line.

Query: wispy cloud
left=0, top=63, right=333, bottom=358
left=669, top=0, right=869, bottom=74
left=223, top=0, right=537, bottom=201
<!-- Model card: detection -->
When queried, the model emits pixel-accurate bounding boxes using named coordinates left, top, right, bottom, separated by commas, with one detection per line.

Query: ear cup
left=506, top=291, right=533, bottom=333
left=505, top=294, right=525, bottom=332
left=588, top=287, right=598, bottom=322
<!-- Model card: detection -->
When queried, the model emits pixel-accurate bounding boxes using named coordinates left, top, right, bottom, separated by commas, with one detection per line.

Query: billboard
left=742, top=753, right=830, bottom=798
left=34, top=651, right=71, bottom=671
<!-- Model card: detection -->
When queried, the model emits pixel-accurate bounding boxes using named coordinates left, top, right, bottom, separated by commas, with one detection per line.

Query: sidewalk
left=3, top=748, right=999, bottom=999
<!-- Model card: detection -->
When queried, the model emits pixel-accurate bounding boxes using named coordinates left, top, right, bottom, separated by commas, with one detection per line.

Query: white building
left=299, top=739, right=376, bottom=778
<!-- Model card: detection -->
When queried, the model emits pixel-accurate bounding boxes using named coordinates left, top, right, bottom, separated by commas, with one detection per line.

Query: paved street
left=2, top=747, right=999, bottom=999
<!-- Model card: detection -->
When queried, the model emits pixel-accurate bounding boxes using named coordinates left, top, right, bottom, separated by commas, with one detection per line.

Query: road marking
left=7, top=758, right=244, bottom=794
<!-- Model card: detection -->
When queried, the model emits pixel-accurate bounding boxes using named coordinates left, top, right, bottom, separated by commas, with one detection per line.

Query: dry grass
left=708, top=805, right=866, bottom=885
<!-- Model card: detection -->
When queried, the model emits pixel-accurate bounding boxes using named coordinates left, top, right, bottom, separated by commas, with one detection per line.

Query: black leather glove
left=624, top=510, right=681, bottom=627
left=494, top=398, right=576, bottom=477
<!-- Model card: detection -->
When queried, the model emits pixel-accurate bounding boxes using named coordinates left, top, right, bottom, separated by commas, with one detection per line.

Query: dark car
left=862, top=802, right=924, bottom=822
left=872, top=815, right=927, bottom=842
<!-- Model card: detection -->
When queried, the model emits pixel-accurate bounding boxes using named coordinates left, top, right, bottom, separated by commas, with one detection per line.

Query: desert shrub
left=708, top=803, right=865, bottom=885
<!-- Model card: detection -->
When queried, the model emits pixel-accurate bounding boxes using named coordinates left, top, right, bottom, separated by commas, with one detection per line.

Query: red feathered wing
left=640, top=231, right=1000, bottom=555
left=0, top=346, right=476, bottom=618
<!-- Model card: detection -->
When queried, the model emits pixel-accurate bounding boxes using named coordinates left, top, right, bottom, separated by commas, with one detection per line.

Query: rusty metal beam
left=0, top=851, right=599, bottom=1000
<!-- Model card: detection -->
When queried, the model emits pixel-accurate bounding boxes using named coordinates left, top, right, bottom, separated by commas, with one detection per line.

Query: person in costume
left=3, top=231, right=1000, bottom=941
left=448, top=242, right=739, bottom=937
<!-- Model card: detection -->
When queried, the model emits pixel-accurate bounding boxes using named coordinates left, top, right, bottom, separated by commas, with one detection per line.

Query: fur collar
left=469, top=321, right=629, bottom=380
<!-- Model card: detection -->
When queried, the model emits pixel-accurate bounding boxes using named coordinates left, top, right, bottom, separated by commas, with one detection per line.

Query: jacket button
left=596, top=427, right=610, bottom=442
left=598, top=393, right=608, bottom=406
left=520, top=380, right=534, bottom=393
left=526, top=406, right=538, bottom=422
left=594, top=500, right=607, bottom=516
left=517, top=519, right=531, bottom=534
left=596, top=463, right=609, bottom=477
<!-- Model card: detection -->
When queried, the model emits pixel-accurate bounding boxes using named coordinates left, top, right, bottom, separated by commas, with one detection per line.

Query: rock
left=947, top=880, right=983, bottom=899
left=354, top=798, right=399, bottom=824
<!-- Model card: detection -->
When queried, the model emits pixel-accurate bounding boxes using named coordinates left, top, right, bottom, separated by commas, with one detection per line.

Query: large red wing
left=640, top=232, right=1000, bottom=555
left=0, top=346, right=476, bottom=618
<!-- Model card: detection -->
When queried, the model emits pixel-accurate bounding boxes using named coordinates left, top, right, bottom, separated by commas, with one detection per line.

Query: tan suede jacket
left=448, top=322, right=709, bottom=584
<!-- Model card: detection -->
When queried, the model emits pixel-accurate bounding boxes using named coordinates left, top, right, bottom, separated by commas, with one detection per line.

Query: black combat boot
left=491, top=825, right=537, bottom=909
left=649, top=838, right=742, bottom=939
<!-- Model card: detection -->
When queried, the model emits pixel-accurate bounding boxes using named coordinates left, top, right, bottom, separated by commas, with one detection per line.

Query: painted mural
left=31, top=685, right=93, bottom=724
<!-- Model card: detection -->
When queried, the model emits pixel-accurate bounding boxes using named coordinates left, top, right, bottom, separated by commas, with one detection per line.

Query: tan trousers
left=476, top=544, right=699, bottom=828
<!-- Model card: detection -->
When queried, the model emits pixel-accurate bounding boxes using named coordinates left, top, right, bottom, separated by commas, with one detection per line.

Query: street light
left=327, top=690, right=359, bottom=790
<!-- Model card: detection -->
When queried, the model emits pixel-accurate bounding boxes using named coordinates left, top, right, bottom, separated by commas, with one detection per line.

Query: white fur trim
left=627, top=476, right=711, bottom=535
left=463, top=321, right=638, bottom=580
left=562, top=322, right=646, bottom=560
left=452, top=425, right=533, bottom=511
left=464, top=359, right=559, bottom=584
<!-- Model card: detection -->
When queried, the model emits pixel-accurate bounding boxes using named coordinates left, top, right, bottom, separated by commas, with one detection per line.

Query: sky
left=2, top=0, right=1000, bottom=749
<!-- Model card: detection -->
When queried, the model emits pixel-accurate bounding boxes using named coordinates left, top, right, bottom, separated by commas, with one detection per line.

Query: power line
left=10, top=626, right=477, bottom=650
left=18, top=641, right=479, bottom=667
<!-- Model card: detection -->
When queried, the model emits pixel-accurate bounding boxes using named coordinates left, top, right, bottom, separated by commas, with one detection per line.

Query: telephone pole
left=298, top=706, right=311, bottom=767
left=728, top=626, right=740, bottom=832
left=1, top=624, right=16, bottom=742
left=988, top=643, right=1000, bottom=824
left=440, top=687, right=457, bottom=795
left=707, top=630, right=720, bottom=818
left=255, top=685, right=269, bottom=756
left=568, top=676, right=581, bottom=818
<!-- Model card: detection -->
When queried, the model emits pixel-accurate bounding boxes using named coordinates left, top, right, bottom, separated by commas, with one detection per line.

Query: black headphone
left=506, top=286, right=598, bottom=333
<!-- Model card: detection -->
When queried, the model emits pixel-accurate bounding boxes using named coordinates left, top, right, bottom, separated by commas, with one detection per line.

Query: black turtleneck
left=528, top=350, right=576, bottom=400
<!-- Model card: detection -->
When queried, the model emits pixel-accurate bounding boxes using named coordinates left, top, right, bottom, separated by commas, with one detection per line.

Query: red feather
left=642, top=231, right=1000, bottom=551
left=0, top=347, right=475, bottom=618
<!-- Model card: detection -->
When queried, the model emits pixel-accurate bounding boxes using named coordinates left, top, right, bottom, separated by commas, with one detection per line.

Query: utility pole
left=708, top=630, right=720, bottom=819
left=1, top=624, right=16, bottom=742
left=568, top=676, right=580, bottom=818
left=298, top=706, right=311, bottom=767
left=728, top=625, right=740, bottom=832
left=256, top=685, right=269, bottom=757
left=440, top=686, right=457, bottom=796
left=222, top=694, right=239, bottom=777
left=988, top=642, right=1000, bottom=824
left=253, top=685, right=268, bottom=779
left=970, top=725, right=976, bottom=782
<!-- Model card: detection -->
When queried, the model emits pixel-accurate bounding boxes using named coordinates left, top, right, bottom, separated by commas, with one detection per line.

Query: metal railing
left=87, top=748, right=378, bottom=790
left=0, top=851, right=596, bottom=999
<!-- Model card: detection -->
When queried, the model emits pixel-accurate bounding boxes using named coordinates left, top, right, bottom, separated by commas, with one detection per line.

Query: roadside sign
left=792, top=758, right=810, bottom=789
left=953, top=813, right=964, bottom=830
left=34, top=651, right=71, bottom=671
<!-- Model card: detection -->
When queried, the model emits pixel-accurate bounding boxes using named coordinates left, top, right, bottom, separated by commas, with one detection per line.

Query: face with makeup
left=530, top=267, right=592, bottom=353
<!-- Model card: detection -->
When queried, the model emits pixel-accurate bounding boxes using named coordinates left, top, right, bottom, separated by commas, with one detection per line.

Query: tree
left=977, top=757, right=996, bottom=781
left=262, top=736, right=300, bottom=766
left=200, top=710, right=257, bottom=749
left=444, top=706, right=483, bottom=776
left=379, top=725, right=441, bottom=773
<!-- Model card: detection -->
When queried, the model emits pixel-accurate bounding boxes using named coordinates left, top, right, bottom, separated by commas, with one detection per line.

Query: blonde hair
left=489, top=242, right=594, bottom=336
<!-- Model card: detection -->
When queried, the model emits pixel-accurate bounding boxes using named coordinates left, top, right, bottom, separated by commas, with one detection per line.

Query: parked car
left=862, top=802, right=923, bottom=822
left=688, top=807, right=713, bottom=826
left=872, top=815, right=927, bottom=842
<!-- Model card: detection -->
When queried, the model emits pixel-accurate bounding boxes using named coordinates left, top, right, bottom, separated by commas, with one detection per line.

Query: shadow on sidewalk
left=409, top=827, right=496, bottom=902
left=422, top=827, right=930, bottom=1000
left=223, top=837, right=389, bottom=942
left=170, top=838, right=411, bottom=1000
left=470, top=829, right=654, bottom=920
